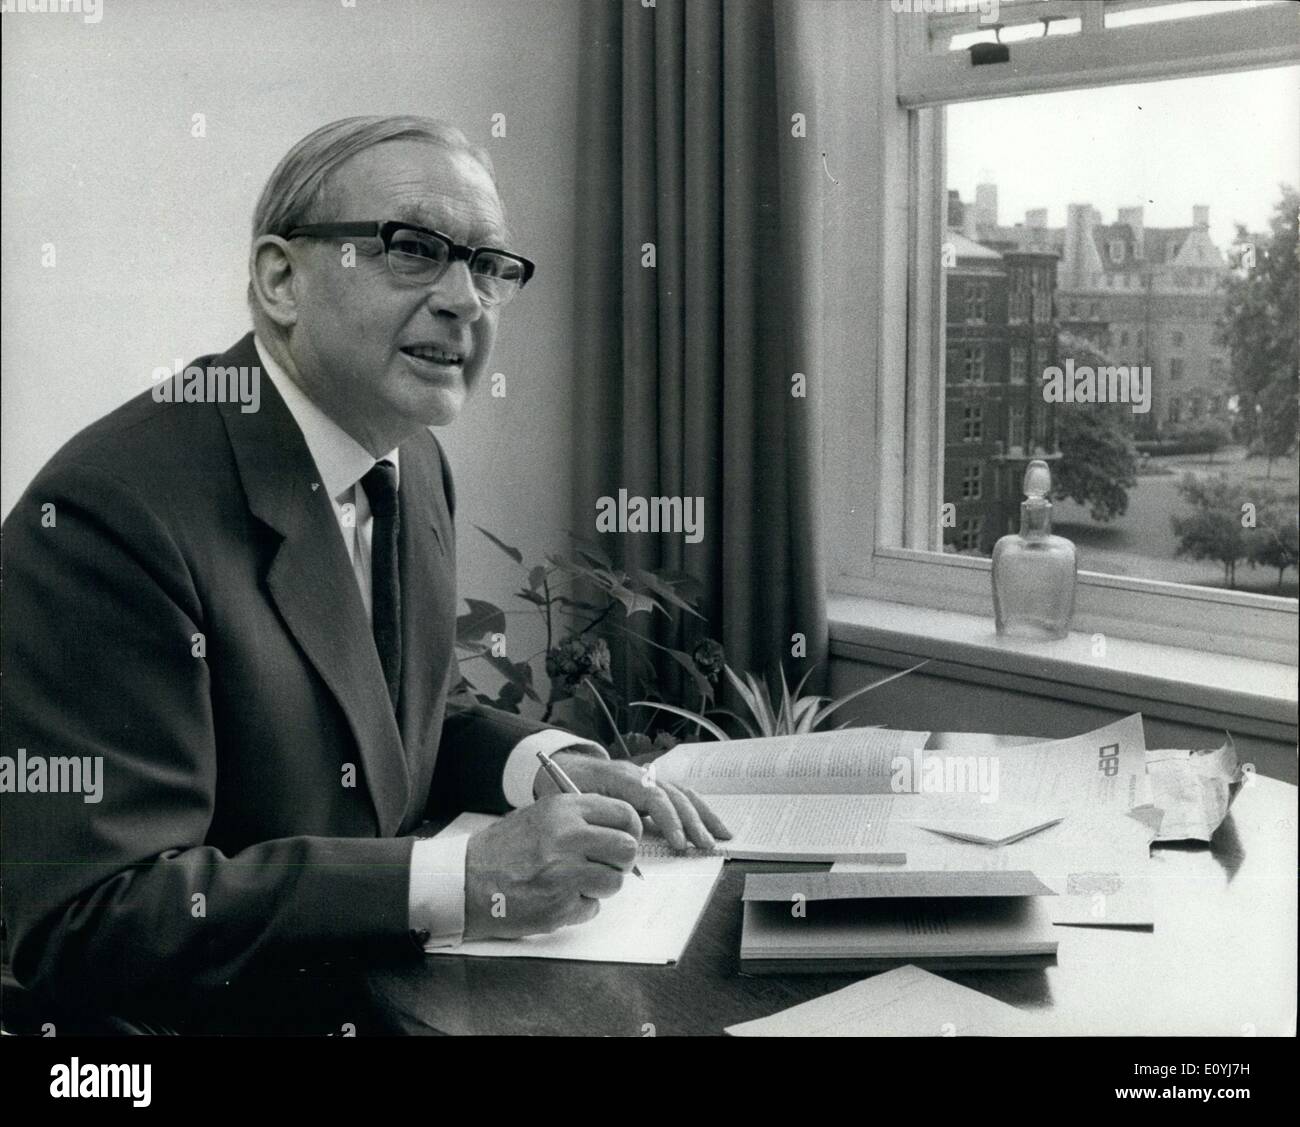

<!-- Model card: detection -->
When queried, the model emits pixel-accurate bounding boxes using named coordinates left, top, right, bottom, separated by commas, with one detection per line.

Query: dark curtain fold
left=572, top=0, right=828, bottom=706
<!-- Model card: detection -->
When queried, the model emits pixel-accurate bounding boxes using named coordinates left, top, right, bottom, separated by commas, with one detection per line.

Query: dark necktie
left=361, top=460, right=402, bottom=711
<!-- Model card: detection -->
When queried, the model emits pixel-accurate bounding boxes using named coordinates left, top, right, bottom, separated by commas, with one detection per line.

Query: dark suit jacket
left=1, top=332, right=549, bottom=1028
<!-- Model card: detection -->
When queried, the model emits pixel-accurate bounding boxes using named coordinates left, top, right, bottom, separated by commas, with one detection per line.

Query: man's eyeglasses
left=286, top=221, right=535, bottom=307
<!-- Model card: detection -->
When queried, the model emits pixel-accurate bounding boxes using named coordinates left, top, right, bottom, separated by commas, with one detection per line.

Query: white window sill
left=828, top=593, right=1298, bottom=743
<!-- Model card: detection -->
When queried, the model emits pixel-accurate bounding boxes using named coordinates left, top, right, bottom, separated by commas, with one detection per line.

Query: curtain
left=571, top=0, right=830, bottom=699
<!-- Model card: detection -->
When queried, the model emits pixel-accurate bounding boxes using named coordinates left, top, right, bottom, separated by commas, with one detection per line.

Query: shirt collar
left=254, top=335, right=400, bottom=502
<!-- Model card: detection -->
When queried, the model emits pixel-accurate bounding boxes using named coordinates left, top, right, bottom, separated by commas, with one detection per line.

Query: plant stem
left=578, top=602, right=615, bottom=635
left=583, top=676, right=632, bottom=759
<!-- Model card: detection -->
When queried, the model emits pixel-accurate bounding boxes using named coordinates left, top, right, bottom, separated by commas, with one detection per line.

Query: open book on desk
left=653, top=715, right=1148, bottom=863
left=651, top=726, right=932, bottom=861
left=421, top=812, right=723, bottom=965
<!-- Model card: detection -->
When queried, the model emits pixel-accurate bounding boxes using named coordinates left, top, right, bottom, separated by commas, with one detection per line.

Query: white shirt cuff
left=408, top=832, right=470, bottom=950
left=501, top=729, right=609, bottom=808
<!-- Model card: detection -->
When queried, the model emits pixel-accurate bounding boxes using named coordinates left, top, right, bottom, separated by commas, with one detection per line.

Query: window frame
left=824, top=4, right=1300, bottom=668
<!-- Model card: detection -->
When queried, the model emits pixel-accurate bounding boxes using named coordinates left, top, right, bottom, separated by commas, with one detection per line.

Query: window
left=1008, top=404, right=1026, bottom=450
left=1172, top=330, right=1185, bottom=347
left=1170, top=357, right=1185, bottom=380
left=828, top=7, right=1299, bottom=670
left=957, top=518, right=981, bottom=553
left=1168, top=396, right=1182, bottom=424
left=961, top=463, right=982, bottom=500
left=1109, top=239, right=1125, bottom=263
left=1032, top=270, right=1052, bottom=322
left=1009, top=276, right=1029, bottom=323
left=963, top=347, right=985, bottom=383
left=1009, top=346, right=1027, bottom=384
left=1119, top=329, right=1130, bottom=347
left=968, top=281, right=988, bottom=321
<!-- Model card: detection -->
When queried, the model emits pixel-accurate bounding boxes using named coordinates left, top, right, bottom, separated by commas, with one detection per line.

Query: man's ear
left=249, top=235, right=299, bottom=330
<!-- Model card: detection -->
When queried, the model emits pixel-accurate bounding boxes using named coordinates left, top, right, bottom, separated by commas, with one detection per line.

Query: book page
left=707, top=793, right=918, bottom=860
left=652, top=727, right=931, bottom=795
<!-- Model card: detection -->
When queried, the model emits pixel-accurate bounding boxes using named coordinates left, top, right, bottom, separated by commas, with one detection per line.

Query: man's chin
left=406, top=385, right=466, bottom=428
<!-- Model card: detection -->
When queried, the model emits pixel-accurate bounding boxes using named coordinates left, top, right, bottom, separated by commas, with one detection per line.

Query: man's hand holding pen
left=462, top=750, right=731, bottom=941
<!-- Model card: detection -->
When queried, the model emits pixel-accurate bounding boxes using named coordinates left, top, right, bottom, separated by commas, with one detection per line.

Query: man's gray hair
left=251, top=114, right=498, bottom=239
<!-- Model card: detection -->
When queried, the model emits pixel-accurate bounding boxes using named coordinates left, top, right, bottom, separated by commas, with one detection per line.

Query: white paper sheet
left=422, top=813, right=724, bottom=965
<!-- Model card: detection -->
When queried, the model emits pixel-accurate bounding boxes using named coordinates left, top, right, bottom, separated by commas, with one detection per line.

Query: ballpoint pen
left=536, top=748, right=644, bottom=879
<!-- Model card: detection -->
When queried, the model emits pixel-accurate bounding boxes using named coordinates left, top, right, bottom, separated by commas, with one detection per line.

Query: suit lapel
left=396, top=431, right=455, bottom=771
left=216, top=334, right=411, bottom=837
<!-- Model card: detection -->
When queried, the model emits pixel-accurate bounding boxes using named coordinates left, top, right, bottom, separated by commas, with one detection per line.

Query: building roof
left=946, top=229, right=1002, bottom=261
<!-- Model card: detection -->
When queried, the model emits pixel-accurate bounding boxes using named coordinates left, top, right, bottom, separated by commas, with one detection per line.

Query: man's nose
left=427, top=260, right=484, bottom=321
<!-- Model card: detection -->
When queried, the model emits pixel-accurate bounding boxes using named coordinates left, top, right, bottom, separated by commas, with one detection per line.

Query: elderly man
left=0, top=115, right=727, bottom=1034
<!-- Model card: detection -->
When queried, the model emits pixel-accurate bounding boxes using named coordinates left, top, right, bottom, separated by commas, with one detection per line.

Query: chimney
left=974, top=183, right=998, bottom=231
left=1193, top=204, right=1209, bottom=229
left=1063, top=203, right=1098, bottom=290
left=1118, top=205, right=1144, bottom=259
left=947, top=189, right=964, bottom=229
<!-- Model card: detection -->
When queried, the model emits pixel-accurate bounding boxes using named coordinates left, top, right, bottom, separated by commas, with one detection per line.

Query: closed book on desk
left=739, top=871, right=1058, bottom=974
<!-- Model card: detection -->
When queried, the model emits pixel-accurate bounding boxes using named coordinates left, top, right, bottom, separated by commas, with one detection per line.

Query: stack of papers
left=738, top=869, right=1059, bottom=973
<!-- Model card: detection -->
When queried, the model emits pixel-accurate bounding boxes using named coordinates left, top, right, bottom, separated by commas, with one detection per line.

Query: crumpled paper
left=1141, top=738, right=1242, bottom=842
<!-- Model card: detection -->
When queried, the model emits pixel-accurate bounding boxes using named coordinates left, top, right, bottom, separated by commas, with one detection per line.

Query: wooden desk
left=363, top=737, right=1297, bottom=1036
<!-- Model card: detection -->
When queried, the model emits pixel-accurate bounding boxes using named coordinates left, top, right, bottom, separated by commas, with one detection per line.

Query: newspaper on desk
left=1144, top=738, right=1241, bottom=842
left=829, top=715, right=1243, bottom=928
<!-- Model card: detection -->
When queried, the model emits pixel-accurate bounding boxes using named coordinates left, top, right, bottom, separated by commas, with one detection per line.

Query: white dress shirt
left=255, top=337, right=606, bottom=949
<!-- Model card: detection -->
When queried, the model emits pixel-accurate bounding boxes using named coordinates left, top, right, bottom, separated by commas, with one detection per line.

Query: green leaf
left=554, top=596, right=606, bottom=612
left=811, top=659, right=931, bottom=729
left=473, top=525, right=523, bottom=564
left=744, top=671, right=778, bottom=735
left=482, top=654, right=542, bottom=703
left=456, top=598, right=506, bottom=642
left=778, top=665, right=795, bottom=736
left=630, top=701, right=730, bottom=742
left=663, top=646, right=714, bottom=706
left=607, top=583, right=661, bottom=617
left=633, top=569, right=704, bottom=618
left=566, top=532, right=613, bottom=569
left=704, top=707, right=758, bottom=740
left=792, top=696, right=822, bottom=733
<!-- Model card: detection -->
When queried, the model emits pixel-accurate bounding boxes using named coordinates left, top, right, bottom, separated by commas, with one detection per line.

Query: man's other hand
left=539, top=752, right=732, bottom=852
